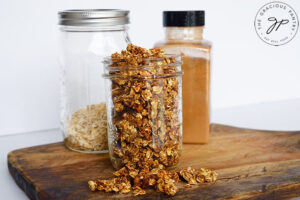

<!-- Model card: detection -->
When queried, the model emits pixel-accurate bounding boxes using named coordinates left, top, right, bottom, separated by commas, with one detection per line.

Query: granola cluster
left=179, top=167, right=218, bottom=187
left=89, top=162, right=180, bottom=196
left=65, top=103, right=108, bottom=152
left=88, top=164, right=217, bottom=196
left=107, top=44, right=182, bottom=170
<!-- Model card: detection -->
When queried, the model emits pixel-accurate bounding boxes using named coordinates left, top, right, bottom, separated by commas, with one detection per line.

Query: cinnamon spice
left=181, top=55, right=210, bottom=144
left=155, top=43, right=211, bottom=144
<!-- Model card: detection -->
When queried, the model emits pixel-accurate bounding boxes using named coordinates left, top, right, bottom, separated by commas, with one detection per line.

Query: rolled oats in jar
left=103, top=44, right=183, bottom=170
left=58, top=9, right=131, bottom=153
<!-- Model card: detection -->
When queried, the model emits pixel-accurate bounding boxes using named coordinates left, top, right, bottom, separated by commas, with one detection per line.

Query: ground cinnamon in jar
left=155, top=11, right=211, bottom=144
left=181, top=55, right=210, bottom=143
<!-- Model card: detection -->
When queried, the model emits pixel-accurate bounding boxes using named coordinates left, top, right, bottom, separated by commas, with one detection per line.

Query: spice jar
left=155, top=11, right=211, bottom=144
left=103, top=44, right=183, bottom=170
left=58, top=9, right=131, bottom=153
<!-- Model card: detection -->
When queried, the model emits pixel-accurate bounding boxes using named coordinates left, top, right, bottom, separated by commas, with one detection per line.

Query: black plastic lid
left=163, top=11, right=205, bottom=27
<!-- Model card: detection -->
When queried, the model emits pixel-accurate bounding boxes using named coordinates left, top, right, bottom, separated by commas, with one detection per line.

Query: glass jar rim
left=103, top=54, right=182, bottom=68
left=102, top=54, right=183, bottom=79
left=59, top=24, right=128, bottom=32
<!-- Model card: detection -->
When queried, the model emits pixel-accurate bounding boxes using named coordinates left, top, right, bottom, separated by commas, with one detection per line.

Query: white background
left=0, top=0, right=299, bottom=136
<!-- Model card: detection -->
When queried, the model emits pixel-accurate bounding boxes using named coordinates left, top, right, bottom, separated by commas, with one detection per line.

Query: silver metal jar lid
left=58, top=9, right=129, bottom=26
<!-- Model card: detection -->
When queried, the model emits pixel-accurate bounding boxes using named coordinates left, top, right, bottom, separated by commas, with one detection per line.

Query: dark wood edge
left=7, top=153, right=52, bottom=200
left=8, top=159, right=35, bottom=200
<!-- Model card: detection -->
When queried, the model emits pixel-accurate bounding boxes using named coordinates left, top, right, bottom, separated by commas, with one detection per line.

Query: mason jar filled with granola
left=103, top=44, right=183, bottom=169
left=58, top=9, right=131, bottom=153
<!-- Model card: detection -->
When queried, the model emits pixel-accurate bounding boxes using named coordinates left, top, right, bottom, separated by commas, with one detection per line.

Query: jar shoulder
left=154, top=40, right=211, bottom=57
left=155, top=39, right=211, bottom=47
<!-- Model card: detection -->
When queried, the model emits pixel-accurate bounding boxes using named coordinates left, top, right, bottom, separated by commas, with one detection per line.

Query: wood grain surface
left=7, top=124, right=300, bottom=200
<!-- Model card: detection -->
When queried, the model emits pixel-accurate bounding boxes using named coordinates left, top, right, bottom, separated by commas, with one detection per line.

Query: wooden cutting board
left=7, top=124, right=300, bottom=200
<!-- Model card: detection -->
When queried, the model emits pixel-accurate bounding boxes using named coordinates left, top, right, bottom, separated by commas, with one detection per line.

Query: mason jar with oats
left=58, top=9, right=131, bottom=153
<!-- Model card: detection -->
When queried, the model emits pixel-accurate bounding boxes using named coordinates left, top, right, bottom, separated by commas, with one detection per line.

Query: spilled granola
left=88, top=164, right=218, bottom=196
left=179, top=167, right=218, bottom=187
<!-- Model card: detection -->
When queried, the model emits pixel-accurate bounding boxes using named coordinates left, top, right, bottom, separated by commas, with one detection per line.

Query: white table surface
left=1, top=99, right=300, bottom=199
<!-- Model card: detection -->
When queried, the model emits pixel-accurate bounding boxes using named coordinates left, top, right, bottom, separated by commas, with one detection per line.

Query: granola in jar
left=103, top=44, right=183, bottom=170
left=88, top=44, right=218, bottom=196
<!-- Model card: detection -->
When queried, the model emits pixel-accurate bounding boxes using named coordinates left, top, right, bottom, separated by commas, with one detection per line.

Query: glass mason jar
left=103, top=55, right=183, bottom=169
left=58, top=9, right=131, bottom=153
